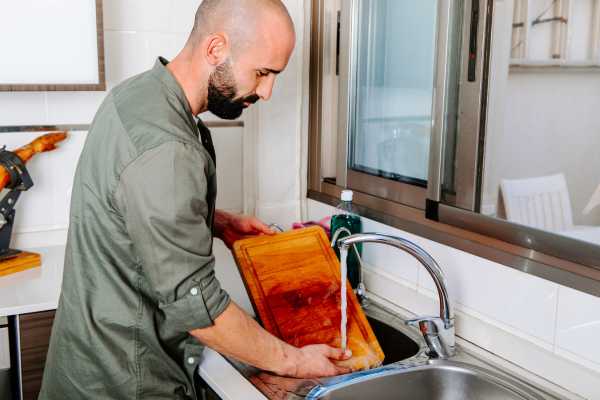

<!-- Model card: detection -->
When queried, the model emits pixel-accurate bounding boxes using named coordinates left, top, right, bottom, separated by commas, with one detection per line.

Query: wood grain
left=19, top=310, right=55, bottom=400
left=233, top=226, right=384, bottom=371
left=0, top=252, right=41, bottom=277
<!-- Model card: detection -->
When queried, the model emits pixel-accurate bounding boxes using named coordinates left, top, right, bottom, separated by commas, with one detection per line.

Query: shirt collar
left=151, top=57, right=196, bottom=123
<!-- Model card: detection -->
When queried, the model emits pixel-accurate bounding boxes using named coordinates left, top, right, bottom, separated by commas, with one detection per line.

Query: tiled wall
left=308, top=199, right=600, bottom=400
left=0, top=0, right=244, bottom=249
left=253, top=0, right=307, bottom=227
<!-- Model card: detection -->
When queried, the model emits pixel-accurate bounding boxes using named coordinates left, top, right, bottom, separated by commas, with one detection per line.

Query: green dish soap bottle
left=331, top=190, right=362, bottom=289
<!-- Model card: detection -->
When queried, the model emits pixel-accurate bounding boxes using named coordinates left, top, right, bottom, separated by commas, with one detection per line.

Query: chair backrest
left=500, top=173, right=574, bottom=232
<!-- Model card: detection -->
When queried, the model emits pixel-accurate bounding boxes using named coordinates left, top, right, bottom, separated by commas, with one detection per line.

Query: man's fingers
left=334, top=365, right=352, bottom=375
left=323, top=345, right=352, bottom=360
left=250, top=218, right=276, bottom=235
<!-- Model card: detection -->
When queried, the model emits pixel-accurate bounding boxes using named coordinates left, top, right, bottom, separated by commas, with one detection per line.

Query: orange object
left=0, top=131, right=67, bottom=190
left=233, top=226, right=384, bottom=371
left=0, top=251, right=41, bottom=277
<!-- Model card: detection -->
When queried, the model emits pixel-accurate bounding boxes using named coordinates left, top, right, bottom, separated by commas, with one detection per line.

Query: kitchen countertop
left=0, top=245, right=66, bottom=317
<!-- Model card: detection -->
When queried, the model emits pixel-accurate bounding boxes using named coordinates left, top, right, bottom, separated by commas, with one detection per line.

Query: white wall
left=253, top=0, right=308, bottom=227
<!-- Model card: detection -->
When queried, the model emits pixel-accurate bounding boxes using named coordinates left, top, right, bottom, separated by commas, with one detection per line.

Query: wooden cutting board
left=0, top=251, right=41, bottom=277
left=233, top=226, right=384, bottom=371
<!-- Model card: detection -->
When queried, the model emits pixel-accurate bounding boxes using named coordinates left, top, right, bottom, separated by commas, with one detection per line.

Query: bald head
left=189, top=0, right=295, bottom=53
left=168, top=0, right=295, bottom=117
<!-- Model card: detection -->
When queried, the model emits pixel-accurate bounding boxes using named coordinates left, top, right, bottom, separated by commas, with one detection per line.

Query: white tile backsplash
left=104, top=31, right=150, bottom=88
left=431, top=249, right=559, bottom=344
left=170, top=0, right=201, bottom=34
left=46, top=92, right=107, bottom=125
left=0, top=92, right=47, bottom=126
left=361, top=218, right=421, bottom=284
left=145, top=32, right=181, bottom=66
left=213, top=127, right=244, bottom=213
left=213, top=240, right=254, bottom=315
left=103, top=0, right=174, bottom=33
left=556, top=285, right=600, bottom=367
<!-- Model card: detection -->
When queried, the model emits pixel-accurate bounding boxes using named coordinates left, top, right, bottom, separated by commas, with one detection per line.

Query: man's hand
left=283, top=344, right=352, bottom=378
left=214, top=209, right=276, bottom=248
left=190, top=303, right=353, bottom=380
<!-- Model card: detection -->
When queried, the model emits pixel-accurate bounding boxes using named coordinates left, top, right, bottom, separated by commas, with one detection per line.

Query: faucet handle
left=406, top=316, right=443, bottom=334
left=406, top=316, right=456, bottom=359
left=407, top=315, right=454, bottom=330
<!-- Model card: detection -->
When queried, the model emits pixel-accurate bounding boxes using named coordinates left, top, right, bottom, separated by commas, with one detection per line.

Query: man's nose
left=256, top=75, right=276, bottom=101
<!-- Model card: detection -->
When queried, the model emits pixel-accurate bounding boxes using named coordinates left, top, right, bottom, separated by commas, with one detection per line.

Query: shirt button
left=187, top=357, right=196, bottom=365
left=190, top=287, right=199, bottom=296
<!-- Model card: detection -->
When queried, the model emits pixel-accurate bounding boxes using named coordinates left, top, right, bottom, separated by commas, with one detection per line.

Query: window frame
left=307, top=0, right=600, bottom=298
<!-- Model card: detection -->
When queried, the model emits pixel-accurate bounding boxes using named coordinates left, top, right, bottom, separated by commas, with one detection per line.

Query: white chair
left=500, top=174, right=574, bottom=232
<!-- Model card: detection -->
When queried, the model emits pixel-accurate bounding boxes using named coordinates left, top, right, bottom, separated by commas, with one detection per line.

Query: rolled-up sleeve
left=115, top=140, right=230, bottom=336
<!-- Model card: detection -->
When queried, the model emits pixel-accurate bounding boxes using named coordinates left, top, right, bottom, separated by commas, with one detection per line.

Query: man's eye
left=257, top=71, right=269, bottom=77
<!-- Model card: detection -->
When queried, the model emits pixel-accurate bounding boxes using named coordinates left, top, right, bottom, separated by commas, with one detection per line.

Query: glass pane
left=349, top=0, right=438, bottom=184
left=481, top=0, right=600, bottom=247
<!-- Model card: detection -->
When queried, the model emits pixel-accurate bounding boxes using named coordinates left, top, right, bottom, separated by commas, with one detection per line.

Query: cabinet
left=5, top=311, right=55, bottom=400
left=18, top=311, right=55, bottom=400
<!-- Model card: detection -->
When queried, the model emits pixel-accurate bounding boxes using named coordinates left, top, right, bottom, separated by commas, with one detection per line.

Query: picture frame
left=0, top=0, right=105, bottom=91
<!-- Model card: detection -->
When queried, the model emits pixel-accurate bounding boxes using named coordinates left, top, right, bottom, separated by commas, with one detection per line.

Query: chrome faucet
left=336, top=233, right=456, bottom=359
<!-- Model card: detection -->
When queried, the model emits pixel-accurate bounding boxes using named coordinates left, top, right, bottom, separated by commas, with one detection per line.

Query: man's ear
left=205, top=33, right=230, bottom=66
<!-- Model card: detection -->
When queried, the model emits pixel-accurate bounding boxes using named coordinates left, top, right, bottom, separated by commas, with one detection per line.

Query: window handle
left=468, top=0, right=480, bottom=82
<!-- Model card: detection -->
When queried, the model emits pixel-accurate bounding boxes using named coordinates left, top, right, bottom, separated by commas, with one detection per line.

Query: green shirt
left=39, top=58, right=231, bottom=400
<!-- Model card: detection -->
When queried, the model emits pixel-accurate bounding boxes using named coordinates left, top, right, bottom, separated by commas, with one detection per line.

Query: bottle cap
left=341, top=190, right=353, bottom=202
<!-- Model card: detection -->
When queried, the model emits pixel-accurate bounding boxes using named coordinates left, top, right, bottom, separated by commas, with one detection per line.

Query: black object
left=197, top=120, right=216, bottom=165
left=425, top=199, right=440, bottom=221
left=0, top=147, right=34, bottom=260
left=468, top=0, right=480, bottom=82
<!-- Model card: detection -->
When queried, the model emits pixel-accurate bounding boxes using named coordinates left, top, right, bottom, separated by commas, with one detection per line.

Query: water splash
left=340, top=247, right=348, bottom=351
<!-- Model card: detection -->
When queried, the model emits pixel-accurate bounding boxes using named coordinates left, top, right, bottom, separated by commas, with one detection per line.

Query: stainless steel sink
left=227, top=300, right=563, bottom=400
left=365, top=315, right=420, bottom=365
left=315, top=233, right=564, bottom=400
left=305, top=301, right=562, bottom=400
left=310, top=361, right=549, bottom=399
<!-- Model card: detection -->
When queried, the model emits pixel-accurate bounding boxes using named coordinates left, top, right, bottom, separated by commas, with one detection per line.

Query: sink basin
left=313, top=361, right=547, bottom=400
left=366, top=316, right=420, bottom=365
left=229, top=300, right=559, bottom=400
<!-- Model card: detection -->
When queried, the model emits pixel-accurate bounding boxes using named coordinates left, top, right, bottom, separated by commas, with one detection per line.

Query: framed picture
left=0, top=0, right=105, bottom=91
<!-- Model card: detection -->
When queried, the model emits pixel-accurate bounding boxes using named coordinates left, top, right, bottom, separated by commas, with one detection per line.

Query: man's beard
left=207, top=61, right=259, bottom=120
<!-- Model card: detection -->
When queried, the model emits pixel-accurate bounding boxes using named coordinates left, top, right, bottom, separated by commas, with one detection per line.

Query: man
left=39, top=1, right=351, bottom=399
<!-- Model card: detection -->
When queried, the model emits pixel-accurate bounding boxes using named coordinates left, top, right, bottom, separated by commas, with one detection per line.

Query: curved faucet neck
left=337, top=233, right=453, bottom=326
